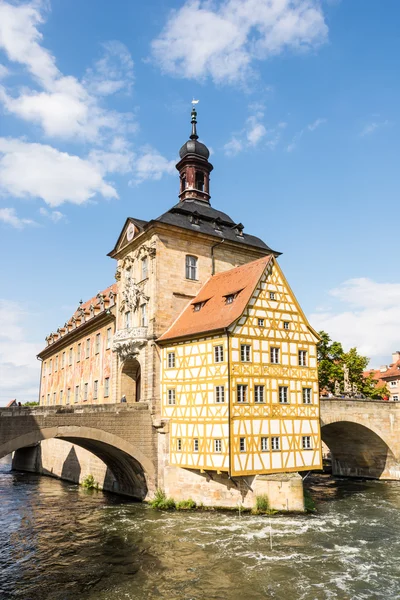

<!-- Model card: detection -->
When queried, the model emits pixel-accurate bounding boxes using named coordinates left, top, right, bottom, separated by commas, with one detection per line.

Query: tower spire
left=190, top=105, right=198, bottom=140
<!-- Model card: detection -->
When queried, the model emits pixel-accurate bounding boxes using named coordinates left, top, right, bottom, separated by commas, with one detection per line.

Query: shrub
left=253, top=494, right=270, bottom=514
left=150, top=489, right=176, bottom=510
left=176, top=499, right=197, bottom=510
left=82, top=474, right=98, bottom=490
left=304, top=489, right=316, bottom=512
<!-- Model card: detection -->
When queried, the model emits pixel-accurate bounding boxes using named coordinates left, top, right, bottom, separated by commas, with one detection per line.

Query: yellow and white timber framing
left=160, top=257, right=323, bottom=477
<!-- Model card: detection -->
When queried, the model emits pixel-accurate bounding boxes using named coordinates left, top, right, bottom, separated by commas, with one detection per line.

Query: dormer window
left=193, top=301, right=205, bottom=312
left=190, top=211, right=200, bottom=226
left=226, top=294, right=235, bottom=304
left=195, top=172, right=204, bottom=191
left=213, top=217, right=223, bottom=232
left=235, top=223, right=244, bottom=237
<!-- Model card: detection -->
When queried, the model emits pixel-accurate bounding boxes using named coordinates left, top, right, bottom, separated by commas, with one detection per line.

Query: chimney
left=392, top=351, right=400, bottom=364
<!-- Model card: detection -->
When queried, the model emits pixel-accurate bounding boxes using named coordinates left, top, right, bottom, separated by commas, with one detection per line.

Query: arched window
left=181, top=175, right=186, bottom=191
left=185, top=255, right=198, bottom=280
left=195, top=172, right=204, bottom=192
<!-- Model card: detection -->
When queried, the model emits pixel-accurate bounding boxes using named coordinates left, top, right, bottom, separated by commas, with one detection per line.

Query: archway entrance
left=121, top=358, right=141, bottom=403
left=321, top=421, right=398, bottom=479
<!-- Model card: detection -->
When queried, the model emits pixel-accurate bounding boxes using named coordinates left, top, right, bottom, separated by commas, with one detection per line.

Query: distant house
left=6, top=399, right=17, bottom=407
left=364, top=351, right=400, bottom=401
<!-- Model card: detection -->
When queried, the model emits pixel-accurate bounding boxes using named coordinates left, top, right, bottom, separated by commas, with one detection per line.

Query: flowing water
left=1, top=455, right=400, bottom=600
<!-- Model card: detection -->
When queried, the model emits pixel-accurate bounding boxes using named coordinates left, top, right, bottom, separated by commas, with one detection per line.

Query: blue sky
left=0, top=0, right=399, bottom=404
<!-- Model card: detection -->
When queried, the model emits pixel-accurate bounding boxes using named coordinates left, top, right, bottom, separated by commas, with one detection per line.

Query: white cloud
left=286, top=116, right=326, bottom=151
left=152, top=0, right=328, bottom=85
left=224, top=105, right=285, bottom=155
left=0, top=137, right=118, bottom=206
left=83, top=40, right=134, bottom=96
left=39, top=207, right=65, bottom=223
left=360, top=119, right=390, bottom=137
left=0, top=299, right=42, bottom=405
left=0, top=63, right=8, bottom=78
left=131, top=146, right=176, bottom=184
left=0, top=207, right=36, bottom=229
left=310, top=278, right=400, bottom=365
left=0, top=2, right=135, bottom=141
left=224, top=136, right=244, bottom=157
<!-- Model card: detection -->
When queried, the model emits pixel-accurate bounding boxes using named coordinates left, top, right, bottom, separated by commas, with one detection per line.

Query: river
left=1, top=455, right=400, bottom=600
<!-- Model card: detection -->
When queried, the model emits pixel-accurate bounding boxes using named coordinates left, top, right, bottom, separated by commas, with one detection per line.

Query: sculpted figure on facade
left=119, top=278, right=149, bottom=313
left=112, top=328, right=147, bottom=360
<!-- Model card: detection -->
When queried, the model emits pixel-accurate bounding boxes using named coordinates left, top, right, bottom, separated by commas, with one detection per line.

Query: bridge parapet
left=0, top=403, right=151, bottom=417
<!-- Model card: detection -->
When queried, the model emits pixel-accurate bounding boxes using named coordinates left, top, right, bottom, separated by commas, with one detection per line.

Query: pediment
left=108, top=218, right=148, bottom=257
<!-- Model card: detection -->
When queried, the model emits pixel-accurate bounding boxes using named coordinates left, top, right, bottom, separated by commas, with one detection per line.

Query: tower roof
left=179, top=106, right=210, bottom=160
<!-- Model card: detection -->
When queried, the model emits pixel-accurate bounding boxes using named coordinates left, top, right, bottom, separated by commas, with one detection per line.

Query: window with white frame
left=270, top=347, right=279, bottom=364
left=177, top=439, right=182, bottom=451
left=215, top=385, right=225, bottom=403
left=140, top=303, right=148, bottom=327
left=47, top=394, right=50, bottom=405
left=77, top=343, right=81, bottom=362
left=86, top=338, right=90, bottom=358
left=186, top=255, right=198, bottom=280
left=237, top=384, right=248, bottom=403
left=60, top=390, right=63, bottom=403
left=167, top=389, right=176, bottom=405
left=93, top=380, right=98, bottom=400
left=67, top=389, right=71, bottom=404
left=75, top=386, right=79, bottom=403
left=255, top=385, right=265, bottom=403
left=283, top=321, right=289, bottom=330
left=258, top=318, right=265, bottom=327
left=302, top=436, right=312, bottom=449
left=279, top=386, right=289, bottom=403
left=55, top=356, right=58, bottom=372
left=62, top=352, right=65, bottom=368
left=214, top=439, right=222, bottom=453
left=125, top=311, right=131, bottom=329
left=95, top=333, right=101, bottom=354
left=68, top=347, right=72, bottom=365
left=49, top=359, right=52, bottom=374
left=302, top=388, right=312, bottom=404
left=43, top=363, right=46, bottom=376
left=390, top=381, right=398, bottom=387
left=240, top=344, right=251, bottom=362
left=141, top=256, right=148, bottom=280
left=53, top=392, right=56, bottom=404
left=104, top=377, right=110, bottom=397
left=84, top=383, right=88, bottom=401
left=214, top=345, right=224, bottom=362
left=261, top=437, right=269, bottom=452
left=271, top=436, right=280, bottom=451
left=41, top=395, right=44, bottom=404
left=106, top=327, right=112, bottom=349
left=269, top=291, right=276, bottom=300
left=239, top=437, right=246, bottom=452
left=193, top=439, right=199, bottom=452
left=393, top=395, right=399, bottom=402
left=167, top=352, right=175, bottom=368
left=298, top=350, right=307, bottom=366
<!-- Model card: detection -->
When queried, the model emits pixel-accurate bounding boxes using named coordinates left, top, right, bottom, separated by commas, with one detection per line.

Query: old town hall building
left=37, top=108, right=322, bottom=508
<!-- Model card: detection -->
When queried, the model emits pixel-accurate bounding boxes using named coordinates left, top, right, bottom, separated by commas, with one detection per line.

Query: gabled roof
left=107, top=217, right=148, bottom=257
left=158, top=256, right=273, bottom=342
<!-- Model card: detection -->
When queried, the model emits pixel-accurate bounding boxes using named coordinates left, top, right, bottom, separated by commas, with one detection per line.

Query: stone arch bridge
left=0, top=404, right=159, bottom=499
left=320, top=398, right=400, bottom=480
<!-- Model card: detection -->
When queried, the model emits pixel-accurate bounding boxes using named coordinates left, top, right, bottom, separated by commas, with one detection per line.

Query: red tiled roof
left=158, top=256, right=273, bottom=342
left=364, top=360, right=400, bottom=382
left=6, top=399, right=17, bottom=407
left=69, top=283, right=117, bottom=323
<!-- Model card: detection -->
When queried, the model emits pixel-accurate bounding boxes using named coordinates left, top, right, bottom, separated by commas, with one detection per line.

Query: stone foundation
left=163, top=465, right=305, bottom=512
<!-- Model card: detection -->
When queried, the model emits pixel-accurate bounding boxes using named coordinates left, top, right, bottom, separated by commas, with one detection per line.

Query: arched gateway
left=0, top=405, right=157, bottom=500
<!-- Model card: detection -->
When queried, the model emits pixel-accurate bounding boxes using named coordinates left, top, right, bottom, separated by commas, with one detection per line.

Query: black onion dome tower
left=176, top=105, right=213, bottom=204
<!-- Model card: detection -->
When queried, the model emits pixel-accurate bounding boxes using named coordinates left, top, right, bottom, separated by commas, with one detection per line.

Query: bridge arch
left=321, top=419, right=399, bottom=480
left=0, top=426, right=156, bottom=499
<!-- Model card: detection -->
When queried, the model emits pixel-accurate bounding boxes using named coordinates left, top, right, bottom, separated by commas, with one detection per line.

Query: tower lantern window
left=195, top=172, right=204, bottom=191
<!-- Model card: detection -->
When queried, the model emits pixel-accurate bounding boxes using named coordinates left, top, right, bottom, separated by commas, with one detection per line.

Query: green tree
left=317, top=331, right=386, bottom=398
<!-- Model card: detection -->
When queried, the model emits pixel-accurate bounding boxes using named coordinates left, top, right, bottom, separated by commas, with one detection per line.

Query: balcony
left=112, top=327, right=148, bottom=361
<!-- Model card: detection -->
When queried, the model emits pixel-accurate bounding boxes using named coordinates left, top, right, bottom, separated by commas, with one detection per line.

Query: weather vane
left=192, top=98, right=199, bottom=108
